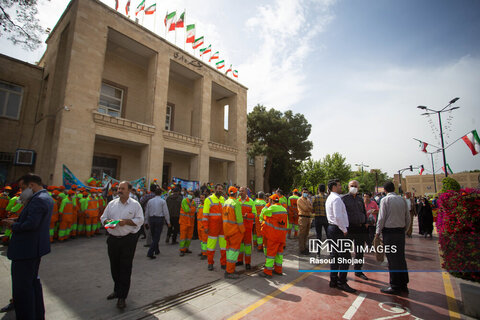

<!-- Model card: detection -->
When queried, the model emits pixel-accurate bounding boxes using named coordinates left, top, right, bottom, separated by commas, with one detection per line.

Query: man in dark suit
left=2, top=173, right=53, bottom=320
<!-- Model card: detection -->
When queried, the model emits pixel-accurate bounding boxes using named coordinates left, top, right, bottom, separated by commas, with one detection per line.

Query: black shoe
left=258, top=272, right=272, bottom=279
left=0, top=302, right=14, bottom=313
left=179, top=251, right=185, bottom=256
left=200, top=255, right=207, bottom=260
left=355, top=272, right=369, bottom=280
left=147, top=255, right=156, bottom=259
left=172, top=241, right=178, bottom=245
left=155, top=250, right=160, bottom=255
left=116, top=298, right=126, bottom=309
left=107, top=292, right=117, bottom=300
left=245, top=264, right=251, bottom=270
left=208, top=264, right=214, bottom=271
left=224, top=272, right=240, bottom=279
left=143, top=244, right=150, bottom=247
left=381, top=286, right=408, bottom=295
left=329, top=280, right=337, bottom=288
left=337, top=283, right=357, bottom=293
left=165, top=237, right=170, bottom=244
left=236, top=261, right=244, bottom=266
left=198, top=253, right=203, bottom=256
left=186, top=249, right=192, bottom=253
left=273, top=270, right=283, bottom=276
left=221, top=265, right=226, bottom=270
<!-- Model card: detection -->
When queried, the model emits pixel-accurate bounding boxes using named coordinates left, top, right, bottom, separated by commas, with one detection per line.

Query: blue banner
left=102, top=173, right=146, bottom=190
left=172, top=177, right=200, bottom=191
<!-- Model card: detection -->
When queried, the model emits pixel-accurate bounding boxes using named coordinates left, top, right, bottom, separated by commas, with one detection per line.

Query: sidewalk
left=0, top=226, right=474, bottom=320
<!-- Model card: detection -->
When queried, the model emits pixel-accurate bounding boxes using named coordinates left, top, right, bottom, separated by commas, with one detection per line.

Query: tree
left=440, top=177, right=461, bottom=193
left=294, top=159, right=324, bottom=193
left=248, top=105, right=313, bottom=192
left=350, top=168, right=390, bottom=193
left=0, top=0, right=44, bottom=50
left=321, top=152, right=351, bottom=184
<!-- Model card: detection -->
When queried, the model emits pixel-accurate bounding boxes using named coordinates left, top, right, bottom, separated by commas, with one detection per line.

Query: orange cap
left=228, top=186, right=238, bottom=194
left=270, top=194, right=280, bottom=201
left=15, top=191, right=21, bottom=196
left=67, top=190, right=75, bottom=195
left=293, top=189, right=298, bottom=193
left=59, top=186, right=65, bottom=190
left=83, top=191, right=89, bottom=196
left=53, top=190, right=60, bottom=195
left=4, top=186, right=12, bottom=190
left=153, top=179, right=157, bottom=181
left=71, top=184, right=77, bottom=189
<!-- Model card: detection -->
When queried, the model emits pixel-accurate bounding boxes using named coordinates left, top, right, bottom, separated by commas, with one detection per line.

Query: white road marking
left=342, top=293, right=367, bottom=319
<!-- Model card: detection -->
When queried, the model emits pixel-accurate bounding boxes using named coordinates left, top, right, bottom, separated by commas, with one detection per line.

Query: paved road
left=0, top=225, right=470, bottom=320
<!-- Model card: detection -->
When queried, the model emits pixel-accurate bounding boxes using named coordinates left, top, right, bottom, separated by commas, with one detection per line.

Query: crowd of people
left=0, top=172, right=436, bottom=316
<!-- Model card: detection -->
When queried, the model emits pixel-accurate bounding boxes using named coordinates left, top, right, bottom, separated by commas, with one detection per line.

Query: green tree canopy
left=247, top=104, right=312, bottom=192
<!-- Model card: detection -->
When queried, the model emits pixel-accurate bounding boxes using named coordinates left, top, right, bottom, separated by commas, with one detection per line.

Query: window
left=0, top=81, right=23, bottom=120
left=224, top=105, right=229, bottom=130
left=165, top=104, right=174, bottom=130
left=98, top=82, right=123, bottom=117
left=248, top=156, right=255, bottom=166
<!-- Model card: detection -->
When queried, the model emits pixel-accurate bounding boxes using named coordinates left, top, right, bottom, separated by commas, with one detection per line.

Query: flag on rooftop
left=144, top=3, right=156, bottom=15
left=461, top=130, right=480, bottom=156
left=186, top=24, right=195, bottom=43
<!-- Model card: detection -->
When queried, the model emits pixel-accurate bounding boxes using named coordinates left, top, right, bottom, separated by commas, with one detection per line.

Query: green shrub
left=440, top=177, right=461, bottom=193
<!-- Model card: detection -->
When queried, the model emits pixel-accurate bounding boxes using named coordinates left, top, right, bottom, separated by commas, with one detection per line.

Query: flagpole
left=183, top=9, right=186, bottom=51
left=153, top=5, right=157, bottom=34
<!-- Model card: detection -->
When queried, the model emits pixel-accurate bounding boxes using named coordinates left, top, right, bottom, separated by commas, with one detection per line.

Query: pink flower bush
left=436, top=188, right=480, bottom=282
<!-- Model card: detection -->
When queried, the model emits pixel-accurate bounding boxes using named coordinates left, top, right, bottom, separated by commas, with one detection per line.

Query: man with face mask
left=341, top=180, right=368, bottom=280
left=2, top=173, right=53, bottom=319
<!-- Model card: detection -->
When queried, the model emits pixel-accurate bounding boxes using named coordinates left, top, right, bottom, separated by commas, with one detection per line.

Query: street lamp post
left=355, top=162, right=369, bottom=177
left=417, top=97, right=460, bottom=178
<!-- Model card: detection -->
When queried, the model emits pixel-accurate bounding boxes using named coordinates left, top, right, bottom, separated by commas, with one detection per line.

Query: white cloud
left=240, top=0, right=335, bottom=111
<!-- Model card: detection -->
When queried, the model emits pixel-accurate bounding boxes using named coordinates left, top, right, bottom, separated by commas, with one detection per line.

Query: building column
left=235, top=90, right=247, bottom=186
left=198, top=77, right=211, bottom=184
left=148, top=49, right=170, bottom=184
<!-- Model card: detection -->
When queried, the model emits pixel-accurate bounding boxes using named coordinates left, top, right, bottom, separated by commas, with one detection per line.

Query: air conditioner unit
left=14, top=149, right=36, bottom=166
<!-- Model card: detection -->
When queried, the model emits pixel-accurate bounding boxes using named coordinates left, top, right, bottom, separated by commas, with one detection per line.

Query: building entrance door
left=92, top=156, right=118, bottom=180
left=162, top=163, right=171, bottom=184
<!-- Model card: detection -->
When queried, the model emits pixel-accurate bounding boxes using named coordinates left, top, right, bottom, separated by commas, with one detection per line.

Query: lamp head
left=417, top=106, right=427, bottom=110
left=449, top=97, right=459, bottom=104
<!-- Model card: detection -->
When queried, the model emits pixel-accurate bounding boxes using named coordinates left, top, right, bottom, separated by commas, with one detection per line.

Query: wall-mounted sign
left=174, top=52, right=202, bottom=69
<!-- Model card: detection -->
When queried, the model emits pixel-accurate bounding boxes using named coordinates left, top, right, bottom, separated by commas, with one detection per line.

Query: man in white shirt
left=145, top=188, right=171, bottom=259
left=325, top=179, right=356, bottom=294
left=101, top=181, right=144, bottom=309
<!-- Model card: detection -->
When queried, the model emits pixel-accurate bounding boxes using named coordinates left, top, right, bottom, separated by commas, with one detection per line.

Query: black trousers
left=166, top=216, right=180, bottom=241
left=107, top=233, right=139, bottom=299
left=347, top=224, right=367, bottom=271
left=383, top=227, right=409, bottom=289
left=11, top=258, right=44, bottom=320
left=327, top=225, right=351, bottom=284
left=148, top=216, right=165, bottom=257
left=315, top=215, right=329, bottom=240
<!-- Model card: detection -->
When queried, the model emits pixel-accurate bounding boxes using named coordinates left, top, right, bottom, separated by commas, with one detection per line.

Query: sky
left=1, top=0, right=479, bottom=177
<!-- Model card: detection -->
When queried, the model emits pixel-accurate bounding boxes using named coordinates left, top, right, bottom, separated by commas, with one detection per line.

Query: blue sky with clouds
left=1, top=0, right=479, bottom=178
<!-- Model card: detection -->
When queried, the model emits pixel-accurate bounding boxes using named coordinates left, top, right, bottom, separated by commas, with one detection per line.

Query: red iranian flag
left=419, top=141, right=428, bottom=153
left=115, top=0, right=119, bottom=11
left=164, top=11, right=176, bottom=31
left=419, top=165, right=424, bottom=175
left=461, top=130, right=480, bottom=156
left=192, top=36, right=204, bottom=49
left=176, top=11, right=185, bottom=28
left=233, top=70, right=238, bottom=78
left=144, top=3, right=156, bottom=15
left=225, top=64, right=232, bottom=75
left=135, top=0, right=145, bottom=16
left=186, top=24, right=195, bottom=43
left=209, top=51, right=219, bottom=62
left=200, top=44, right=211, bottom=56
left=125, top=0, right=130, bottom=15
left=216, top=60, right=225, bottom=69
